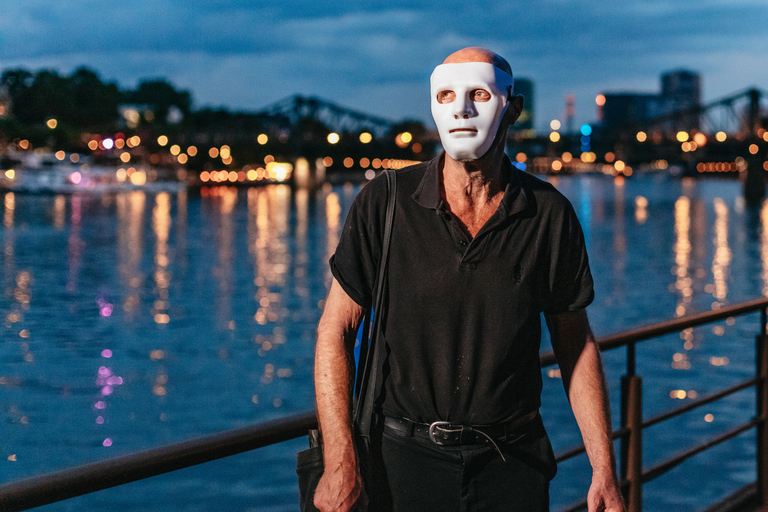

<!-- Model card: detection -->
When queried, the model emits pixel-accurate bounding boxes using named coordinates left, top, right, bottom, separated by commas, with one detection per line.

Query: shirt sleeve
left=329, top=174, right=389, bottom=308
left=541, top=196, right=594, bottom=314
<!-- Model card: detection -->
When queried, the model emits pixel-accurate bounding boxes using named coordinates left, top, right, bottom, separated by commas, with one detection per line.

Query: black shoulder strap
left=354, top=169, right=396, bottom=440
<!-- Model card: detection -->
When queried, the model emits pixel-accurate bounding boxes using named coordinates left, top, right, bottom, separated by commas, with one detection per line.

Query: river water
left=1, top=173, right=766, bottom=511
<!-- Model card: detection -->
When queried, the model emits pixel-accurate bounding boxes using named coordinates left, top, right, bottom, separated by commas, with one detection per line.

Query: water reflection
left=2, top=177, right=766, bottom=512
left=762, top=200, right=768, bottom=297
left=295, top=189, right=310, bottom=298
left=612, top=178, right=626, bottom=274
left=174, top=190, right=188, bottom=281
left=4, top=191, right=14, bottom=229
left=153, top=192, right=171, bottom=325
left=53, top=195, right=65, bottom=230
left=324, top=189, right=341, bottom=285
left=248, top=185, right=291, bottom=330
left=66, top=196, right=83, bottom=293
left=634, top=196, right=648, bottom=224
left=12, top=272, right=31, bottom=354
left=3, top=193, right=15, bottom=302
left=711, top=198, right=732, bottom=304
left=117, top=191, right=145, bottom=316
left=674, top=196, right=692, bottom=317
left=214, top=187, right=237, bottom=330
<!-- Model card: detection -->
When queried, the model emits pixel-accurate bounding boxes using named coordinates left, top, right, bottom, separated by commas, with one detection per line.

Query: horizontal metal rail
left=540, top=297, right=768, bottom=367
left=644, top=378, right=757, bottom=429
left=642, top=417, right=760, bottom=483
left=1, top=297, right=767, bottom=511
left=0, top=412, right=317, bottom=511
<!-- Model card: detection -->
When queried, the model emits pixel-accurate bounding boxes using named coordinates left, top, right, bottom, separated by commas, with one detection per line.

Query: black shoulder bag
left=297, top=169, right=397, bottom=512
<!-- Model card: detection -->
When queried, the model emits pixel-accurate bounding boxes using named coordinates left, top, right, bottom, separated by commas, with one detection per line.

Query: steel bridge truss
left=257, top=95, right=395, bottom=138
left=642, top=88, right=766, bottom=136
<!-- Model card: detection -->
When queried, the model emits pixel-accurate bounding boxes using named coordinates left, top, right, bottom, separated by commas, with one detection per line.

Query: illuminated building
left=600, top=69, right=701, bottom=134
left=660, top=70, right=701, bottom=132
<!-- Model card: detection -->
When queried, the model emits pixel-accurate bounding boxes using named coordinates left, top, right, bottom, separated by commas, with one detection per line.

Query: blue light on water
left=580, top=124, right=592, bottom=136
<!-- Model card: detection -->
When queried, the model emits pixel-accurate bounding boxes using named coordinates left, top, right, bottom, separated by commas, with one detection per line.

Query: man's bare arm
left=547, top=309, right=625, bottom=512
left=313, top=279, right=366, bottom=512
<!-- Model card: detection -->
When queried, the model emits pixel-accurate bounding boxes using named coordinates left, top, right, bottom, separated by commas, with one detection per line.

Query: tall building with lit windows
left=600, top=69, right=701, bottom=134
left=661, top=69, right=701, bottom=131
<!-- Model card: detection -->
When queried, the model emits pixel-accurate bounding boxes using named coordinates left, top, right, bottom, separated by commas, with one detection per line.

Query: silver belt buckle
left=428, top=421, right=451, bottom=444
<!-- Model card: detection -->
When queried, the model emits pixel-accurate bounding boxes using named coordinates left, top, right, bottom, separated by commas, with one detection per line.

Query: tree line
left=1, top=67, right=191, bottom=130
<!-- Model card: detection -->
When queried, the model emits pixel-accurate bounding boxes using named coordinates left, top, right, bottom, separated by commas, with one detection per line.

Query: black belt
left=383, top=410, right=538, bottom=447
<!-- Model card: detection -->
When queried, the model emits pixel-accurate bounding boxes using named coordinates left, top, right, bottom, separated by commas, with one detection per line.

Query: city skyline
left=1, top=1, right=766, bottom=132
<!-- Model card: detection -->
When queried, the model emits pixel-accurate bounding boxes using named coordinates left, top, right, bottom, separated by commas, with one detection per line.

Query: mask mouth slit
left=449, top=128, right=478, bottom=133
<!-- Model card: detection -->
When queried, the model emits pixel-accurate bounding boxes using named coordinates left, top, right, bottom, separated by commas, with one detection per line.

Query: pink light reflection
left=69, top=172, right=82, bottom=185
left=96, top=416, right=104, bottom=424
left=103, top=438, right=113, bottom=447
left=97, top=298, right=114, bottom=317
left=101, top=386, right=113, bottom=396
left=95, top=401, right=106, bottom=410
left=101, top=349, right=113, bottom=358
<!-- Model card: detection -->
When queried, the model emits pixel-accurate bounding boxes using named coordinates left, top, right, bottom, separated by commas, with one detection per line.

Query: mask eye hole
left=470, top=89, right=491, bottom=102
left=436, top=90, right=455, bottom=104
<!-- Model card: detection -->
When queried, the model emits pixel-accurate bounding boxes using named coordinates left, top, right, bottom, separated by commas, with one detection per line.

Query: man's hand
left=313, top=450, right=367, bottom=512
left=587, top=472, right=625, bottom=512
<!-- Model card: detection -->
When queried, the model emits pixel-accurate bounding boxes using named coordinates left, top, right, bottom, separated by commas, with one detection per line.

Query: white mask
left=430, top=62, right=514, bottom=161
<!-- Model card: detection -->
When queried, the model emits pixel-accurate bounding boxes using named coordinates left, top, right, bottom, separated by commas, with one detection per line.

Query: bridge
left=249, top=89, right=766, bottom=181
left=256, top=95, right=399, bottom=139
left=634, top=88, right=764, bottom=138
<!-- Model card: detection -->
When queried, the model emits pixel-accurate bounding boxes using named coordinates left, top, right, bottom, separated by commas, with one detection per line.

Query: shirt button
left=459, top=240, right=468, bottom=246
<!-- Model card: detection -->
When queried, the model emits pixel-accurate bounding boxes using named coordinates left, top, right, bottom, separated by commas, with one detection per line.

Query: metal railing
left=545, top=297, right=768, bottom=512
left=1, top=298, right=768, bottom=512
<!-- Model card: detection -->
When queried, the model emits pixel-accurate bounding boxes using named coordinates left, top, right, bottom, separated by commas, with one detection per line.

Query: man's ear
left=505, top=95, right=525, bottom=126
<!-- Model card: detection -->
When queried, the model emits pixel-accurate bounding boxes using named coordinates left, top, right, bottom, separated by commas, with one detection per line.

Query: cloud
left=0, top=0, right=766, bottom=130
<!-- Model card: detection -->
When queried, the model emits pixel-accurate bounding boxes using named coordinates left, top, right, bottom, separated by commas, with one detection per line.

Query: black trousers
left=364, top=415, right=557, bottom=512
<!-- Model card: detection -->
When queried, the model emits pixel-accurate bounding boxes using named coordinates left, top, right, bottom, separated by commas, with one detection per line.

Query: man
left=313, top=46, right=625, bottom=512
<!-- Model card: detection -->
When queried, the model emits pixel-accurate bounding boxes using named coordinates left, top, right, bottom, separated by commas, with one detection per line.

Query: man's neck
left=439, top=146, right=509, bottom=237
left=441, top=145, right=508, bottom=210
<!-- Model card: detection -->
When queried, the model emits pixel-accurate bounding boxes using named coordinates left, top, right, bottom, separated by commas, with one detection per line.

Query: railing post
left=757, top=307, right=768, bottom=505
left=621, top=372, right=643, bottom=512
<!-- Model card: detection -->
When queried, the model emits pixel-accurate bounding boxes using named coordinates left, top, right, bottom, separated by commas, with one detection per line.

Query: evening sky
left=0, top=0, right=766, bottom=131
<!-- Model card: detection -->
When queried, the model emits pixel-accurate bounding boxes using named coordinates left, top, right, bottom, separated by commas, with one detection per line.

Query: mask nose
left=452, top=94, right=475, bottom=120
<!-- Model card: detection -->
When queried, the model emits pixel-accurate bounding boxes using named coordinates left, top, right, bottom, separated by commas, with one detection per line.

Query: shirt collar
left=411, top=153, right=530, bottom=218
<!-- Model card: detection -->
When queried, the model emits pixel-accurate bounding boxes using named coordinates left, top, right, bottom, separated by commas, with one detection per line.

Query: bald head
left=442, top=47, right=513, bottom=77
left=430, top=47, right=520, bottom=161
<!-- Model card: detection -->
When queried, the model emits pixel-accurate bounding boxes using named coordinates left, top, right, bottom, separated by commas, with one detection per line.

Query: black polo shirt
left=330, top=154, right=593, bottom=425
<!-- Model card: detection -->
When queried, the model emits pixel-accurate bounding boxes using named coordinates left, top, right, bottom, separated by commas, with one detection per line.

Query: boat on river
left=0, top=150, right=186, bottom=194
